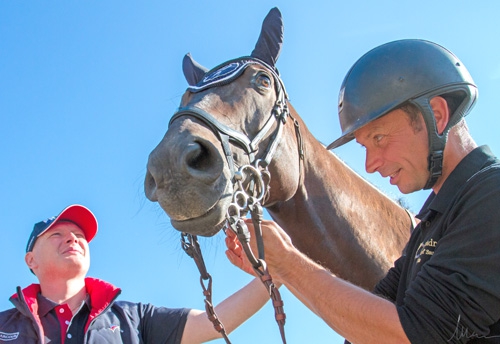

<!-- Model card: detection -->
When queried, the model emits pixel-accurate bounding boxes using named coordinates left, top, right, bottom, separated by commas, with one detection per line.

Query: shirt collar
left=36, top=293, right=57, bottom=317
left=36, top=293, right=91, bottom=317
left=417, top=145, right=497, bottom=218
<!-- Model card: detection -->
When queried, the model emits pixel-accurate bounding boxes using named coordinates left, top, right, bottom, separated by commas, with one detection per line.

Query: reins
left=174, top=58, right=303, bottom=343
left=181, top=233, right=231, bottom=343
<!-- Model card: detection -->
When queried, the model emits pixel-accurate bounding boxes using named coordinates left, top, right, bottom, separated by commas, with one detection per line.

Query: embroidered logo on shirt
left=0, top=331, right=19, bottom=341
left=415, top=238, right=438, bottom=263
left=109, top=325, right=121, bottom=332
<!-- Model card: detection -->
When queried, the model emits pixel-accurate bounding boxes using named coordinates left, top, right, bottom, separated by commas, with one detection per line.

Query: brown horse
left=144, top=8, right=412, bottom=290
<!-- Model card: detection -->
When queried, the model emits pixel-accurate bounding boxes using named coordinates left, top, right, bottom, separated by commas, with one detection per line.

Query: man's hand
left=225, top=219, right=294, bottom=281
left=225, top=227, right=257, bottom=276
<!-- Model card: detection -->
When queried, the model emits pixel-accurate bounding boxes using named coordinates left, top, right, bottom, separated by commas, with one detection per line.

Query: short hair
left=399, top=93, right=463, bottom=132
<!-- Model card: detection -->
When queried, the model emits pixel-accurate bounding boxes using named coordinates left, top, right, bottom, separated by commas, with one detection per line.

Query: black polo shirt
left=38, top=293, right=90, bottom=343
left=374, top=145, right=500, bottom=343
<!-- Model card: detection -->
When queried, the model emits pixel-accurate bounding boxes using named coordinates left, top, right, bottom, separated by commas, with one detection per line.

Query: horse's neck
left=268, top=125, right=411, bottom=289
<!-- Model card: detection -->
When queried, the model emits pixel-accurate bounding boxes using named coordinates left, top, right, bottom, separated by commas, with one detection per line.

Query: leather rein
left=171, top=58, right=304, bottom=344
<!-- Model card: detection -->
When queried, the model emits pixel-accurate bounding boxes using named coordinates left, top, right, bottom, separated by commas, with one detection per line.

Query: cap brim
left=51, top=204, right=98, bottom=242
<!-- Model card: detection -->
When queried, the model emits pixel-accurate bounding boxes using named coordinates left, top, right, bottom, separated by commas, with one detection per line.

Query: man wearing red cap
left=0, top=204, right=271, bottom=343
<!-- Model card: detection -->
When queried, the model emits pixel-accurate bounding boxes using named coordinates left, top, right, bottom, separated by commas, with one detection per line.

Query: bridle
left=170, top=57, right=301, bottom=176
left=171, top=57, right=304, bottom=344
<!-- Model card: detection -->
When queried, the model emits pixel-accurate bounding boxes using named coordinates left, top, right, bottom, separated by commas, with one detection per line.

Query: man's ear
left=430, top=96, right=450, bottom=135
left=25, top=252, right=37, bottom=271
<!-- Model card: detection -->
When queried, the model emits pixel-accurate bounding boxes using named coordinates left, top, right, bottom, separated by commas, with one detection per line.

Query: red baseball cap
left=26, top=204, right=98, bottom=252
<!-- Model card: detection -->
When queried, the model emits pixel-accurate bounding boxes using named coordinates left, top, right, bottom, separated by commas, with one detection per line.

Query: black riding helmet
left=327, top=39, right=478, bottom=189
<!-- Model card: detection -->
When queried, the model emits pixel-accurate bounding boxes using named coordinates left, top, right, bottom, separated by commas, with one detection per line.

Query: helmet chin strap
left=410, top=98, right=447, bottom=190
left=411, top=87, right=475, bottom=190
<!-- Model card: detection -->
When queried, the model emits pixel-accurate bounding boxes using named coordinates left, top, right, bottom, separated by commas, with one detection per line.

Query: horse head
left=145, top=8, right=301, bottom=236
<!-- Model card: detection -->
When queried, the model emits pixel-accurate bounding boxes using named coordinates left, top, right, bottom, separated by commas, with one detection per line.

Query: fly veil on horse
left=145, top=7, right=412, bottom=342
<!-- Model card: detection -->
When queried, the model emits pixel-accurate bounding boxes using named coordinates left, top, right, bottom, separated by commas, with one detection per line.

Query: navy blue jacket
left=0, top=278, right=189, bottom=343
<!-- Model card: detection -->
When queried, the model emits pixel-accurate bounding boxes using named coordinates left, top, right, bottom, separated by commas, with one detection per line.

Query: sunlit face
left=26, top=221, right=90, bottom=279
left=354, top=109, right=430, bottom=194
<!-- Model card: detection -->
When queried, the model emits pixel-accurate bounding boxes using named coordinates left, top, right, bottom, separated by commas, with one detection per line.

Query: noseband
left=171, top=57, right=303, bottom=344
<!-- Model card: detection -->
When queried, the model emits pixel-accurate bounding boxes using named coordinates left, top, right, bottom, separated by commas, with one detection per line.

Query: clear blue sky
left=1, top=2, right=499, bottom=343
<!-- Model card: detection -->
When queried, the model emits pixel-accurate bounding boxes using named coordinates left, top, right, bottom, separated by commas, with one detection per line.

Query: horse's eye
left=255, top=73, right=272, bottom=89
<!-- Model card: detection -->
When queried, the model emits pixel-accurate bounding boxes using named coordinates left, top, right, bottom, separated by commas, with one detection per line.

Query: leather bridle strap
left=181, top=233, right=231, bottom=343
left=169, top=97, right=288, bottom=180
left=174, top=58, right=296, bottom=344
left=169, top=57, right=290, bottom=178
left=228, top=214, right=287, bottom=344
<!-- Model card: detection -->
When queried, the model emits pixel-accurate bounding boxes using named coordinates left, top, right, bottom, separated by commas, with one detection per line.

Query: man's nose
left=65, top=232, right=79, bottom=243
left=365, top=148, right=382, bottom=174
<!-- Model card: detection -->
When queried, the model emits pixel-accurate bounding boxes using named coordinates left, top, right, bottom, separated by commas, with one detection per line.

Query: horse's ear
left=251, top=7, right=283, bottom=68
left=183, top=53, right=208, bottom=86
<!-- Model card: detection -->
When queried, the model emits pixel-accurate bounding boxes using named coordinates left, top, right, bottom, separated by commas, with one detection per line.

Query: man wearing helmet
left=226, top=39, right=500, bottom=343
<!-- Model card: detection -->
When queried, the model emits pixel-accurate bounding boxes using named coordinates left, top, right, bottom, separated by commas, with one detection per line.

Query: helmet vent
left=338, top=87, right=345, bottom=111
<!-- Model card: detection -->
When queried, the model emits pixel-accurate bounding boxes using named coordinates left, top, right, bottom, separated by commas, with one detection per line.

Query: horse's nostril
left=186, top=141, right=210, bottom=170
left=184, top=140, right=223, bottom=177
left=144, top=171, right=159, bottom=202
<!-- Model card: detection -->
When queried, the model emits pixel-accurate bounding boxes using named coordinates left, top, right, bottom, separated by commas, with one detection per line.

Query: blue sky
left=1, top=2, right=499, bottom=343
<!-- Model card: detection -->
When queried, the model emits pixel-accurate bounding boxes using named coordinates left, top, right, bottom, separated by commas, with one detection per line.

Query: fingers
left=226, top=218, right=293, bottom=279
left=226, top=227, right=237, bottom=239
left=225, top=249, right=240, bottom=266
left=243, top=218, right=292, bottom=246
left=225, top=229, right=242, bottom=255
left=225, top=245, right=256, bottom=276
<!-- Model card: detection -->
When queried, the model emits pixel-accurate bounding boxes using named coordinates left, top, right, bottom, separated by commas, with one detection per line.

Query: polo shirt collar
left=418, top=145, right=495, bottom=218
left=37, top=293, right=91, bottom=317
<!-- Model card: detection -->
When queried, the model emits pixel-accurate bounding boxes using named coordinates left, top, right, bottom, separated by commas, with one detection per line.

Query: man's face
left=354, top=108, right=430, bottom=194
left=26, top=221, right=90, bottom=280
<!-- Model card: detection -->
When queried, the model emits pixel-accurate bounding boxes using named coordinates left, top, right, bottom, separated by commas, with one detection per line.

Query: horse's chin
left=169, top=201, right=229, bottom=237
left=155, top=179, right=234, bottom=236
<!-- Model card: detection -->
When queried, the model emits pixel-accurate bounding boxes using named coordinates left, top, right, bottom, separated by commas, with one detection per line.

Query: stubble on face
left=354, top=109, right=430, bottom=194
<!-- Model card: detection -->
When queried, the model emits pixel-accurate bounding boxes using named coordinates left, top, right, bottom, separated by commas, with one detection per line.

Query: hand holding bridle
left=225, top=218, right=294, bottom=284
left=225, top=227, right=257, bottom=277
